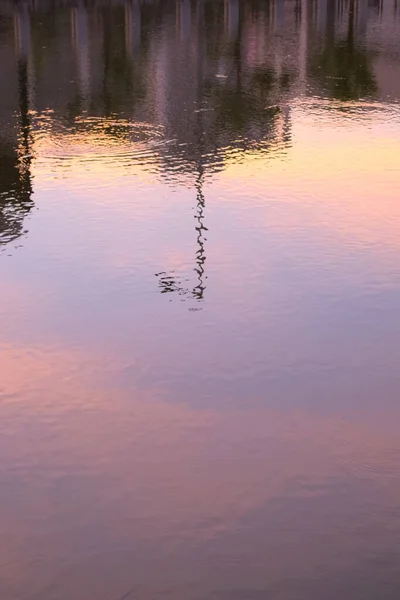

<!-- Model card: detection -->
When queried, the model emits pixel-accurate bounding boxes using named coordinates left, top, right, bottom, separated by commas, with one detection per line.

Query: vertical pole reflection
left=14, top=2, right=31, bottom=58
left=224, top=0, right=239, bottom=40
left=125, top=0, right=141, bottom=57
left=155, top=0, right=208, bottom=306
left=155, top=166, right=208, bottom=303
left=317, top=0, right=328, bottom=31
left=71, top=2, right=91, bottom=107
left=14, top=3, right=33, bottom=201
left=274, top=0, right=285, bottom=30
left=298, top=0, right=308, bottom=94
left=192, top=0, right=207, bottom=302
left=358, top=0, right=368, bottom=34
left=192, top=165, right=207, bottom=301
left=177, top=0, right=191, bottom=41
left=348, top=0, right=355, bottom=48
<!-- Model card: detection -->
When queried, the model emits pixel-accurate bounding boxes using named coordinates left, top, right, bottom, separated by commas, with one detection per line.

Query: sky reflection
left=1, top=1, right=400, bottom=599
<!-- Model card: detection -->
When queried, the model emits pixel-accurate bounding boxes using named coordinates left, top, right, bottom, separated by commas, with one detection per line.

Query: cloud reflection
left=1, top=341, right=400, bottom=599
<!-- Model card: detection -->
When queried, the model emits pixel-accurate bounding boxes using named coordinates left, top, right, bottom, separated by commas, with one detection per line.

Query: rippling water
left=1, top=1, right=400, bottom=599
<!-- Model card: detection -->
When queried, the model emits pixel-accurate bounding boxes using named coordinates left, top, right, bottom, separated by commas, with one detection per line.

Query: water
left=1, top=0, right=400, bottom=598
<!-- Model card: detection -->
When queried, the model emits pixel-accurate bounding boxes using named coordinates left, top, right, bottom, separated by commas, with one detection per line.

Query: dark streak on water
left=1, top=1, right=400, bottom=599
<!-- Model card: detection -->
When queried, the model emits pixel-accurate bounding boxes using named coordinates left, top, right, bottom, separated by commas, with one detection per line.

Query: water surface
left=1, top=1, right=400, bottom=599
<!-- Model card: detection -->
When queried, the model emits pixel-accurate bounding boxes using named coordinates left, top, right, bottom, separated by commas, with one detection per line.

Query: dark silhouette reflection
left=310, top=0, right=377, bottom=100
left=0, top=5, right=33, bottom=247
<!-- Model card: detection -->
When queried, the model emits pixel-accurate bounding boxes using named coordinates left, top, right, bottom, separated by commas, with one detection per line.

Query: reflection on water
left=156, top=165, right=207, bottom=302
left=0, top=5, right=33, bottom=247
left=1, top=1, right=400, bottom=599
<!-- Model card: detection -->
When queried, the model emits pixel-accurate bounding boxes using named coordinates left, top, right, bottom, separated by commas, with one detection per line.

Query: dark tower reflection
left=0, top=4, right=33, bottom=248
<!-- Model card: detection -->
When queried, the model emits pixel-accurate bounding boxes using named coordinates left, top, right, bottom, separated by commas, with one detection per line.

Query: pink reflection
left=1, top=343, right=400, bottom=599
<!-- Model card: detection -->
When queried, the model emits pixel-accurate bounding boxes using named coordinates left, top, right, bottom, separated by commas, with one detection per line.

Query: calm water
left=1, top=0, right=400, bottom=598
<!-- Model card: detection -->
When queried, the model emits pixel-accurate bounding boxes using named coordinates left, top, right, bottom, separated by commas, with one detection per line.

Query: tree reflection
left=0, top=45, right=33, bottom=247
left=310, top=0, right=377, bottom=100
